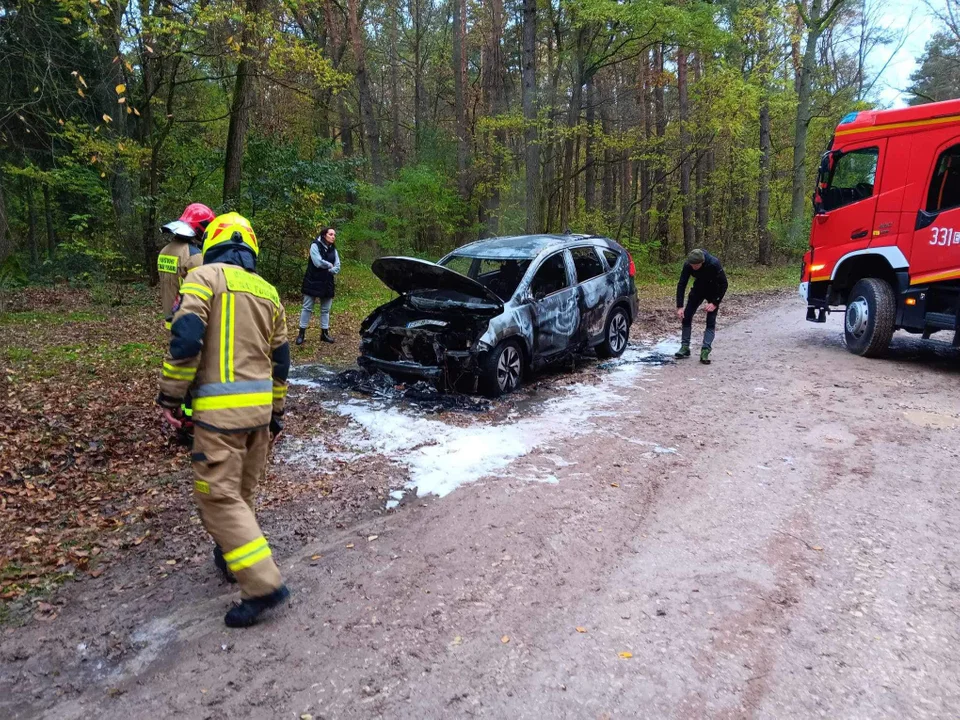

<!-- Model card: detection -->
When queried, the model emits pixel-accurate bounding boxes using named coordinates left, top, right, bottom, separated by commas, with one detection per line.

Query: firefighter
left=157, top=212, right=291, bottom=628
left=674, top=249, right=728, bottom=364
left=158, top=203, right=215, bottom=328
left=158, top=204, right=215, bottom=444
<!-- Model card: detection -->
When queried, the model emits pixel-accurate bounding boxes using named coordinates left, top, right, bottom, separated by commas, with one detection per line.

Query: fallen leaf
left=115, top=83, right=126, bottom=94
left=610, top=483, right=619, bottom=488
left=452, top=636, right=462, bottom=646
left=576, top=626, right=587, bottom=633
left=618, top=651, right=633, bottom=659
left=118, top=97, right=126, bottom=104
left=500, top=635, right=510, bottom=644
left=812, top=545, right=824, bottom=551
left=77, top=88, right=85, bottom=97
left=310, top=554, right=322, bottom=560
left=102, top=113, right=112, bottom=123
left=367, top=535, right=378, bottom=542
left=345, top=543, right=354, bottom=549
left=165, top=559, right=176, bottom=565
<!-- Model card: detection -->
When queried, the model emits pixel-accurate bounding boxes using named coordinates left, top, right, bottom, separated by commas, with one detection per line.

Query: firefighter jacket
left=158, top=239, right=203, bottom=324
left=158, top=262, right=290, bottom=433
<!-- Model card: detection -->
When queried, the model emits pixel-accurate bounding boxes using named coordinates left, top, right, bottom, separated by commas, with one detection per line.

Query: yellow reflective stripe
left=228, top=545, right=273, bottom=572
left=272, top=386, right=287, bottom=399
left=158, top=254, right=179, bottom=273
left=182, top=287, right=212, bottom=301
left=164, top=320, right=172, bottom=330
left=181, top=283, right=213, bottom=300
left=192, top=391, right=273, bottom=411
left=223, top=536, right=268, bottom=563
left=194, top=480, right=210, bottom=494
left=219, top=293, right=228, bottom=383
left=227, top=293, right=236, bottom=382
left=163, top=362, right=196, bottom=380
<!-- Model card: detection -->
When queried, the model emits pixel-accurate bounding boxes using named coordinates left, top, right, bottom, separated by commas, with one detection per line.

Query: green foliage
left=340, top=164, right=474, bottom=259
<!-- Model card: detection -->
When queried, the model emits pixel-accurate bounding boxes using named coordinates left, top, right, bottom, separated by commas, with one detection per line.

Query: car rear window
left=571, top=247, right=605, bottom=283
left=602, top=249, right=620, bottom=269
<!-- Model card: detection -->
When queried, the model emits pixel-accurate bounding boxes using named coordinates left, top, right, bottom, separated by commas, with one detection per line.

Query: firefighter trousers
left=191, top=425, right=283, bottom=599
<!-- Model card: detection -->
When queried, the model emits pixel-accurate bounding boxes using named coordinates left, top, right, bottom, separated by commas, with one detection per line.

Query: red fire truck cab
left=801, top=98, right=960, bottom=355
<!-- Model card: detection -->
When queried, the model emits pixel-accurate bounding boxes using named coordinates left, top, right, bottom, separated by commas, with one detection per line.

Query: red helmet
left=162, top=203, right=215, bottom=238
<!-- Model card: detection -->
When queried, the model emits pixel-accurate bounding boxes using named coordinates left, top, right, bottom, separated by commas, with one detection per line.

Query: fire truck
left=801, top=98, right=960, bottom=356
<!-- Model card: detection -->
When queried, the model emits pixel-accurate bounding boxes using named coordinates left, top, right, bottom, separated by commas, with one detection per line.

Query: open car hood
left=372, top=257, right=503, bottom=306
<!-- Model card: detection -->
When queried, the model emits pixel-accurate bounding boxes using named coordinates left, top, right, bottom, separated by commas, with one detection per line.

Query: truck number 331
left=930, top=226, right=960, bottom=246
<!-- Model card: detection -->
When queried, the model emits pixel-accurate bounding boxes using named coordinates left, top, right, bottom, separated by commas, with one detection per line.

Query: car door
left=529, top=250, right=579, bottom=356
left=911, top=141, right=960, bottom=283
left=570, top=245, right=609, bottom=342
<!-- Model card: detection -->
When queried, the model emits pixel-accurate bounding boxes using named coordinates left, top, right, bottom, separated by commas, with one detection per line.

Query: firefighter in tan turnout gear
left=157, top=203, right=215, bottom=328
left=158, top=212, right=291, bottom=628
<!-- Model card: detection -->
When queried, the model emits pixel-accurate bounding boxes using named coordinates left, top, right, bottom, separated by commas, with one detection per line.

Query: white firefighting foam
left=290, top=339, right=679, bottom=499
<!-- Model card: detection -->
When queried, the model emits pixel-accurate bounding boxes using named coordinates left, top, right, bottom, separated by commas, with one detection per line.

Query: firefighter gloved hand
left=269, top=413, right=284, bottom=440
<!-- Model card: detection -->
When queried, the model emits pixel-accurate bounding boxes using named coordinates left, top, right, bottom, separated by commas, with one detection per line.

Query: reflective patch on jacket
left=223, top=266, right=280, bottom=308
left=158, top=254, right=179, bottom=274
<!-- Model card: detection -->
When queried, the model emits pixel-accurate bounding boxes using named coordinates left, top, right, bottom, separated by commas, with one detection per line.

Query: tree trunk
left=758, top=92, right=772, bottom=264
left=599, top=76, right=615, bottom=214
left=27, top=181, right=38, bottom=266
left=453, top=0, right=469, bottom=199
left=223, top=0, right=266, bottom=204
left=42, top=183, right=55, bottom=258
left=521, top=0, right=538, bottom=233
left=347, top=0, right=383, bottom=183
left=758, top=19, right=773, bottom=265
left=411, top=0, right=424, bottom=153
left=389, top=0, right=402, bottom=169
left=790, top=0, right=846, bottom=242
left=585, top=75, right=596, bottom=213
left=653, top=44, right=669, bottom=263
left=639, top=50, right=651, bottom=242
left=561, top=27, right=587, bottom=232
left=678, top=46, right=694, bottom=253
left=480, top=0, right=506, bottom=236
left=0, top=174, right=10, bottom=263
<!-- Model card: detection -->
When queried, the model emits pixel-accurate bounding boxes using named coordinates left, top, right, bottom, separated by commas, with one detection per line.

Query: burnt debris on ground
left=289, top=365, right=493, bottom=413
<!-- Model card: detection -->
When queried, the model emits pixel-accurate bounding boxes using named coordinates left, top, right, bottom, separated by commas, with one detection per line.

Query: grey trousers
left=300, top=296, right=333, bottom=330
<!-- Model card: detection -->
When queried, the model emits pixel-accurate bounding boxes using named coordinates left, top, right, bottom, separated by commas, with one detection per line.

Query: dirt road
left=4, top=297, right=960, bottom=719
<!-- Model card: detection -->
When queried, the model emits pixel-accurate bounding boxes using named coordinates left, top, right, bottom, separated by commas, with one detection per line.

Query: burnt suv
left=358, top=234, right=639, bottom=396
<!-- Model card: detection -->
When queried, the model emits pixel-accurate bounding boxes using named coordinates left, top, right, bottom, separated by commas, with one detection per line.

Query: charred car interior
left=358, top=234, right=639, bottom=396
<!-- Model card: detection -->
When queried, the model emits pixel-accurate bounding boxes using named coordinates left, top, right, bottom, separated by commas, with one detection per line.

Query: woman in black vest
left=296, top=227, right=341, bottom=345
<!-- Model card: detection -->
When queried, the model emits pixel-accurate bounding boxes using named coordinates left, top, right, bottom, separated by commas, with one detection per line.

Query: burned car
left=358, top=234, right=639, bottom=396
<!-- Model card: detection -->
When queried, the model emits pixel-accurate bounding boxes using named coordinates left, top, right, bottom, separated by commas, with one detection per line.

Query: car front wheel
left=480, top=340, right=524, bottom=397
left=596, top=306, right=630, bottom=359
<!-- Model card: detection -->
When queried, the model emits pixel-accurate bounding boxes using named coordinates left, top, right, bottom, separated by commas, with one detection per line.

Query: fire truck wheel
left=844, top=278, right=895, bottom=357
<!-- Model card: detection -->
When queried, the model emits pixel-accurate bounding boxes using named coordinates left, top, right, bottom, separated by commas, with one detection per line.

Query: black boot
left=224, top=585, right=290, bottom=628
left=295, top=328, right=306, bottom=346
left=213, top=545, right=237, bottom=584
left=321, top=329, right=335, bottom=344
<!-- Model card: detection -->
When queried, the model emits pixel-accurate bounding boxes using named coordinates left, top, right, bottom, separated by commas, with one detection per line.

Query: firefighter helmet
left=162, top=203, right=215, bottom=238
left=201, top=212, right=259, bottom=257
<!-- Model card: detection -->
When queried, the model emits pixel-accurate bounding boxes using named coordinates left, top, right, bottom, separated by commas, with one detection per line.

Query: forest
left=0, top=0, right=956, bottom=294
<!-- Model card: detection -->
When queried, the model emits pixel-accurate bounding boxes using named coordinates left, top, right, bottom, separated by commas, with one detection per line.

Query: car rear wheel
left=596, top=306, right=630, bottom=359
left=844, top=278, right=895, bottom=357
left=480, top=340, right=523, bottom=397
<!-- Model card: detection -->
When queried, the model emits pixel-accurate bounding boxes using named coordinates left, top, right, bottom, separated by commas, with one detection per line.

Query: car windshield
left=440, top=255, right=531, bottom=301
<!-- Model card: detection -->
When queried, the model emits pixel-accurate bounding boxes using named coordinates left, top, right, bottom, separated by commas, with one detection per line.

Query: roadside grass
left=635, top=262, right=798, bottom=300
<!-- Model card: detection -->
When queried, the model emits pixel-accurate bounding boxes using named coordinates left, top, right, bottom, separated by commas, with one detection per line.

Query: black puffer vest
left=301, top=239, right=337, bottom=299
